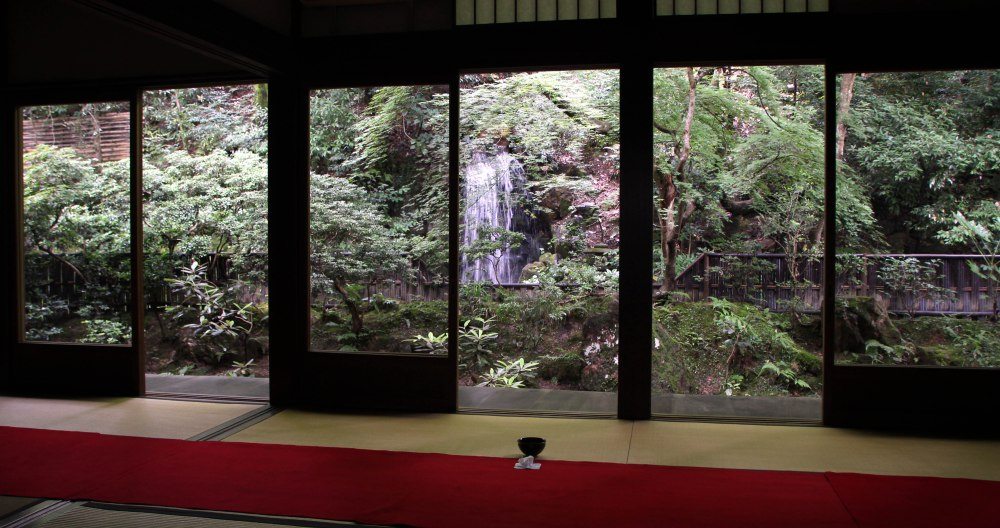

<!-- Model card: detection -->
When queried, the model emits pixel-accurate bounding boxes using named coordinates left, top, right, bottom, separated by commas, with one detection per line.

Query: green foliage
left=227, top=359, right=256, bottom=378
left=22, top=145, right=131, bottom=342
left=477, top=358, right=540, bottom=389
left=842, top=70, right=1000, bottom=252
left=167, top=260, right=263, bottom=360
left=458, top=317, right=500, bottom=379
left=81, top=319, right=131, bottom=345
left=938, top=202, right=1000, bottom=318
left=758, top=360, right=812, bottom=391
left=652, top=299, right=819, bottom=397
left=143, top=86, right=267, bottom=158
left=462, top=226, right=527, bottom=281
left=407, top=331, right=448, bottom=354
left=460, top=71, right=619, bottom=175
left=862, top=339, right=911, bottom=365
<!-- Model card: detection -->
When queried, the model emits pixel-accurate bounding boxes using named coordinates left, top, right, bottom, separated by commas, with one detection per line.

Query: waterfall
left=461, top=150, right=526, bottom=284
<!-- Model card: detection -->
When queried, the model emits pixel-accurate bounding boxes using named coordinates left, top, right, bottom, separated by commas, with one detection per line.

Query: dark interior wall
left=213, top=0, right=292, bottom=35
left=837, top=0, right=1000, bottom=14
left=301, top=0, right=452, bottom=36
left=5, top=0, right=242, bottom=86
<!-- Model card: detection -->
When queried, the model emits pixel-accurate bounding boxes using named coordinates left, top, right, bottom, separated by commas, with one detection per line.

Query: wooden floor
left=0, top=395, right=998, bottom=481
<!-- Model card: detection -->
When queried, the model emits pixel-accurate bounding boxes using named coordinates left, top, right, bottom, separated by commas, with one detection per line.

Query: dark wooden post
left=1, top=95, right=16, bottom=391
left=617, top=0, right=653, bottom=420
left=129, top=89, right=146, bottom=396
left=267, top=76, right=310, bottom=406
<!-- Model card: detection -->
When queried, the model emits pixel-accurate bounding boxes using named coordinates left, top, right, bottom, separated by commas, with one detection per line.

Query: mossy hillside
left=653, top=301, right=822, bottom=397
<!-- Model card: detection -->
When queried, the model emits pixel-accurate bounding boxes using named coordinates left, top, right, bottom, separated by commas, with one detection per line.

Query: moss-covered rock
left=537, top=353, right=585, bottom=384
left=834, top=296, right=902, bottom=354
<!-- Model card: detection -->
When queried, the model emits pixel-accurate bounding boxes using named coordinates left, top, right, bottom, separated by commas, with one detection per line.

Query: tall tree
left=653, top=67, right=706, bottom=292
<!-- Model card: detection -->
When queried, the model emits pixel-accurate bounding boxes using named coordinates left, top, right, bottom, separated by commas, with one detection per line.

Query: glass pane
left=497, top=0, right=516, bottom=23
left=142, top=85, right=269, bottom=389
left=834, top=70, right=1000, bottom=368
left=696, top=0, right=717, bottom=15
left=558, top=0, right=578, bottom=20
left=459, top=70, right=620, bottom=413
left=786, top=0, right=807, bottom=12
left=719, top=0, right=740, bottom=14
left=807, top=0, right=829, bottom=12
left=309, top=86, right=450, bottom=354
left=456, top=0, right=475, bottom=25
left=537, top=0, right=557, bottom=21
left=762, top=0, right=784, bottom=13
left=652, top=66, right=826, bottom=421
left=475, top=0, right=494, bottom=24
left=21, top=102, right=132, bottom=344
left=599, top=0, right=615, bottom=17
left=579, top=0, right=600, bottom=19
left=742, top=0, right=763, bottom=14
left=516, top=0, right=536, bottom=21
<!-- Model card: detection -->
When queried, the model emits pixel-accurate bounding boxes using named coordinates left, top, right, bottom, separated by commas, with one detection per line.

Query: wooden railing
left=673, top=253, right=996, bottom=315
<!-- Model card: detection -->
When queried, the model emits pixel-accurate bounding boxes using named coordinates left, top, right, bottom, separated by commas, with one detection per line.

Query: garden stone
left=834, top=296, right=903, bottom=353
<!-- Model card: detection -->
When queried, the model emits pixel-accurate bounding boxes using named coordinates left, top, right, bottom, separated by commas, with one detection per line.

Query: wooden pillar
left=822, top=65, right=837, bottom=425
left=617, top=0, right=653, bottom=420
left=267, top=76, right=310, bottom=406
left=1, top=96, right=16, bottom=391
left=129, top=89, right=146, bottom=396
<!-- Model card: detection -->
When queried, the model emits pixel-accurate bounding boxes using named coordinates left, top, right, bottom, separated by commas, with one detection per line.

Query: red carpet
left=0, top=426, right=997, bottom=528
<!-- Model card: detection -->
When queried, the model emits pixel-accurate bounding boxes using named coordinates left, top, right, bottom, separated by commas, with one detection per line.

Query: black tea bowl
left=517, top=437, right=546, bottom=457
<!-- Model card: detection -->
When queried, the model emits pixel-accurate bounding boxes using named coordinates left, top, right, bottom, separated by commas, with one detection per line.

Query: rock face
left=538, top=184, right=576, bottom=220
left=834, top=296, right=903, bottom=353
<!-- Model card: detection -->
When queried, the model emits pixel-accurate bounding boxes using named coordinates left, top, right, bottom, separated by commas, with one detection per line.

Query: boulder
left=520, top=260, right=548, bottom=282
left=571, top=202, right=599, bottom=219
left=538, top=186, right=575, bottom=220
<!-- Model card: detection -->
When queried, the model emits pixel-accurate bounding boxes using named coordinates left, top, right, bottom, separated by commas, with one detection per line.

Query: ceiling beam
left=72, top=0, right=291, bottom=77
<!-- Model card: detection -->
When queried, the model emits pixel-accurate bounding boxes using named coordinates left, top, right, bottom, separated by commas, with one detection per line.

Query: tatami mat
left=27, top=503, right=380, bottom=528
left=0, top=495, right=39, bottom=520
left=2, top=394, right=997, bottom=481
left=225, top=410, right=635, bottom=463
left=227, top=410, right=1000, bottom=481
left=0, top=396, right=262, bottom=439
left=629, top=420, right=1000, bottom=481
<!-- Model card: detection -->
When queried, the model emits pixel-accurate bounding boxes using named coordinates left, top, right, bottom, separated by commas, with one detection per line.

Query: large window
left=651, top=66, right=825, bottom=420
left=656, top=0, right=829, bottom=15
left=142, top=85, right=270, bottom=387
left=834, top=70, right=1000, bottom=369
left=459, top=70, right=620, bottom=413
left=21, top=102, right=133, bottom=345
left=309, top=85, right=451, bottom=355
left=456, top=0, right=616, bottom=25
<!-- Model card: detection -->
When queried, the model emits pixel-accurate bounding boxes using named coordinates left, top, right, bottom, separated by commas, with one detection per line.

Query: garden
left=20, top=68, right=998, bottom=401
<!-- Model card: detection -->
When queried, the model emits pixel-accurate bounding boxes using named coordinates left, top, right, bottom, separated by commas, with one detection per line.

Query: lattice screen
left=455, top=0, right=617, bottom=25
left=656, top=0, right=829, bottom=15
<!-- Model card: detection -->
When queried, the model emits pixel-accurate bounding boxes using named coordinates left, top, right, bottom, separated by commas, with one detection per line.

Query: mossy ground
left=894, top=316, right=999, bottom=367
left=653, top=301, right=823, bottom=398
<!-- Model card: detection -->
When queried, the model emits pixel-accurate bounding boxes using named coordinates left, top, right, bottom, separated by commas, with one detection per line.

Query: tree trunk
left=814, top=72, right=857, bottom=247
left=657, top=67, right=700, bottom=292
left=836, top=73, right=857, bottom=163
left=333, top=278, right=364, bottom=334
